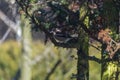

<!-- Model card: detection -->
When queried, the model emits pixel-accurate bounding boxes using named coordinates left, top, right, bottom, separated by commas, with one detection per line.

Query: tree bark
left=77, top=31, right=89, bottom=80
left=77, top=48, right=89, bottom=80
left=77, top=2, right=89, bottom=79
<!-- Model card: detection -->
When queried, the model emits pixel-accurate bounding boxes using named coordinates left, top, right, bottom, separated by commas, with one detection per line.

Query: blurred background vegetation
left=0, top=41, right=101, bottom=80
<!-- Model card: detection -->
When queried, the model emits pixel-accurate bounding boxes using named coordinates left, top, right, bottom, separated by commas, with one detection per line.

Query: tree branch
left=78, top=21, right=101, bottom=42
left=0, top=10, right=17, bottom=31
left=0, top=28, right=11, bottom=44
left=84, top=54, right=113, bottom=64
left=89, top=42, right=101, bottom=51
left=45, top=59, right=62, bottom=80
left=0, top=10, right=21, bottom=43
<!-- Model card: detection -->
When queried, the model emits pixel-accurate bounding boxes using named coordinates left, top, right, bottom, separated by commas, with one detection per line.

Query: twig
left=86, top=56, right=101, bottom=63
left=45, top=59, right=62, bottom=80
left=0, top=10, right=17, bottom=31
left=79, top=50, right=112, bottom=63
left=89, top=42, right=101, bottom=51
left=0, top=28, right=11, bottom=44
left=78, top=21, right=102, bottom=43
left=0, top=10, right=22, bottom=43
left=110, top=43, right=120, bottom=59
left=86, top=55, right=112, bottom=63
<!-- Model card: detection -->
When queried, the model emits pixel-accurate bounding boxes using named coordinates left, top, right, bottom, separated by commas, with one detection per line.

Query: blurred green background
left=0, top=41, right=101, bottom=80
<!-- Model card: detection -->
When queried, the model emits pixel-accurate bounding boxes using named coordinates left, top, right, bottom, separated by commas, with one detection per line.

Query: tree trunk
left=77, top=31, right=89, bottom=80
left=20, top=15, right=32, bottom=80
left=77, top=2, right=89, bottom=79
left=77, top=48, right=89, bottom=80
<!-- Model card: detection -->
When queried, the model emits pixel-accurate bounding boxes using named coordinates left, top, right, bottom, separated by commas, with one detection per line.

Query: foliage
left=102, top=62, right=118, bottom=80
